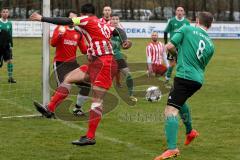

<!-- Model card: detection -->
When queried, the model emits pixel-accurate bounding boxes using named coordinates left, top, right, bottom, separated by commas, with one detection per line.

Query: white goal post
left=42, top=0, right=50, bottom=105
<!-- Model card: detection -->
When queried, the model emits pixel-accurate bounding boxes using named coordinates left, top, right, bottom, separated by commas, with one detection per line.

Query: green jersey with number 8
left=170, top=25, right=215, bottom=84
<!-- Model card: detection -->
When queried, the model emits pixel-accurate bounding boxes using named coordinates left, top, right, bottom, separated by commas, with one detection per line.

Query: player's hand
left=58, top=26, right=66, bottom=36
left=122, top=40, right=132, bottom=49
left=147, top=64, right=153, bottom=77
left=30, top=12, right=42, bottom=21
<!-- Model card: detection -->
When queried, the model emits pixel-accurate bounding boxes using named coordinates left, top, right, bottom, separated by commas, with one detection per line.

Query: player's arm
left=111, top=38, right=121, bottom=50
left=164, top=32, right=168, bottom=44
left=9, top=22, right=13, bottom=48
left=146, top=45, right=153, bottom=73
left=163, top=47, right=170, bottom=68
left=165, top=42, right=177, bottom=56
left=30, top=12, right=89, bottom=27
left=73, top=26, right=88, bottom=54
left=30, top=12, right=73, bottom=25
left=78, top=34, right=88, bottom=55
left=164, top=19, right=171, bottom=44
left=112, top=27, right=132, bottom=49
left=51, top=26, right=62, bottom=47
left=166, top=27, right=184, bottom=56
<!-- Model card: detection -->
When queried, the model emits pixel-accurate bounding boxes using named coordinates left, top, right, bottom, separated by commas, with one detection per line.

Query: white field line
left=59, top=120, right=157, bottom=156
left=2, top=99, right=159, bottom=156
left=1, top=105, right=158, bottom=156
left=1, top=114, right=157, bottom=156
left=2, top=114, right=42, bottom=119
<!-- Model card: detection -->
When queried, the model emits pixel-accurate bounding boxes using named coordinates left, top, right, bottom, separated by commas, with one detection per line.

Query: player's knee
left=91, top=101, right=103, bottom=113
left=7, top=59, right=12, bottom=63
left=164, top=105, right=179, bottom=117
left=64, top=74, right=73, bottom=83
left=121, top=68, right=130, bottom=76
left=92, top=86, right=107, bottom=99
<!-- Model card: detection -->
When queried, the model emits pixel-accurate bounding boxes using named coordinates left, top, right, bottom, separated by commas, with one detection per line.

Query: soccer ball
left=145, top=86, right=162, bottom=102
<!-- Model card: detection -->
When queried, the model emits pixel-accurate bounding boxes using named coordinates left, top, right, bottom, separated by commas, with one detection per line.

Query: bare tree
left=51, top=0, right=54, bottom=16
left=129, top=0, right=134, bottom=20
left=12, top=0, right=17, bottom=18
left=25, top=0, right=30, bottom=18
left=229, top=0, right=234, bottom=21
left=121, top=0, right=128, bottom=20
left=152, top=0, right=159, bottom=19
left=184, top=0, right=189, bottom=17
left=159, top=0, right=165, bottom=19
left=238, top=0, right=240, bottom=21
left=216, top=0, right=221, bottom=20
left=76, top=0, right=80, bottom=14
left=201, top=0, right=207, bottom=11
left=192, top=0, right=196, bottom=21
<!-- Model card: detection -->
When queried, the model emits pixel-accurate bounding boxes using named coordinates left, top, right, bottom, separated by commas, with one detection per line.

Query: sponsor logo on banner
left=12, top=21, right=240, bottom=39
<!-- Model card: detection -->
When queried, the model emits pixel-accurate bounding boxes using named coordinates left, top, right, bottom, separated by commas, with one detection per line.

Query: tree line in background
left=0, top=0, right=239, bottom=21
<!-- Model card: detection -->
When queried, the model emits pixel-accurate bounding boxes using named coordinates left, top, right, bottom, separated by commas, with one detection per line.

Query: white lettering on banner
left=11, top=21, right=240, bottom=39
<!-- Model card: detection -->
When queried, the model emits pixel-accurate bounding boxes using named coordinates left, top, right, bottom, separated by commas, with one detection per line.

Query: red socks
left=48, top=83, right=71, bottom=112
left=86, top=104, right=103, bottom=139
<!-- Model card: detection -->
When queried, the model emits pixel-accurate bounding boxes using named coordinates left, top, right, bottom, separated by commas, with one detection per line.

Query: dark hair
left=65, top=10, right=77, bottom=17
left=103, top=6, right=111, bottom=9
left=198, top=12, right=214, bottom=29
left=175, top=6, right=185, bottom=10
left=1, top=7, right=9, bottom=11
left=111, top=13, right=119, bottom=17
left=81, top=3, right=95, bottom=14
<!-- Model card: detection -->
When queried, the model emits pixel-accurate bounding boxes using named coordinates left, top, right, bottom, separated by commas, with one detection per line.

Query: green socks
left=180, top=103, right=193, bottom=134
left=126, top=74, right=133, bottom=96
left=165, top=104, right=192, bottom=149
left=7, top=63, right=13, bottom=78
left=165, top=66, right=174, bottom=79
left=165, top=115, right=179, bottom=149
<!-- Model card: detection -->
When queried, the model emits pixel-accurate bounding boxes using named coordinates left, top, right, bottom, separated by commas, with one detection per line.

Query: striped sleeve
left=146, top=44, right=152, bottom=64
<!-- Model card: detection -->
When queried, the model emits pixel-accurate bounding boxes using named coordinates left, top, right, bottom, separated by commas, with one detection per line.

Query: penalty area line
left=1, top=114, right=42, bottom=119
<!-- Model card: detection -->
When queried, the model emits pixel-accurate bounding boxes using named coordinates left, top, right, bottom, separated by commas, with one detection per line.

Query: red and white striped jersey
left=73, top=16, right=114, bottom=57
left=99, top=17, right=111, bottom=25
left=100, top=17, right=124, bottom=29
left=146, top=41, right=169, bottom=66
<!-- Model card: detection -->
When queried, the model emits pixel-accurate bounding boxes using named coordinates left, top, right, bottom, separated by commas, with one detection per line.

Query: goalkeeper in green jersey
left=110, top=14, right=137, bottom=102
left=154, top=12, right=215, bottom=160
left=0, top=8, right=16, bottom=83
left=164, top=7, right=190, bottom=83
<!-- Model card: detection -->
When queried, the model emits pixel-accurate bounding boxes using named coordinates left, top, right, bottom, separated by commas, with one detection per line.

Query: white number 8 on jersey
left=196, top=40, right=206, bottom=60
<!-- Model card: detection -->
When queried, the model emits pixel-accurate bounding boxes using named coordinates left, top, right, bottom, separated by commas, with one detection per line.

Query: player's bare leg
left=34, top=67, right=88, bottom=118
left=154, top=106, right=180, bottom=160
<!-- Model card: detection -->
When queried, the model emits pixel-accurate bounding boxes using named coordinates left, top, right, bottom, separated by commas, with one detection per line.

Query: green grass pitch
left=0, top=38, right=239, bottom=160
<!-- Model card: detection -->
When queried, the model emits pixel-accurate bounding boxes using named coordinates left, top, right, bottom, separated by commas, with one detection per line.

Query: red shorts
left=80, top=55, right=117, bottom=90
left=152, top=64, right=167, bottom=76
